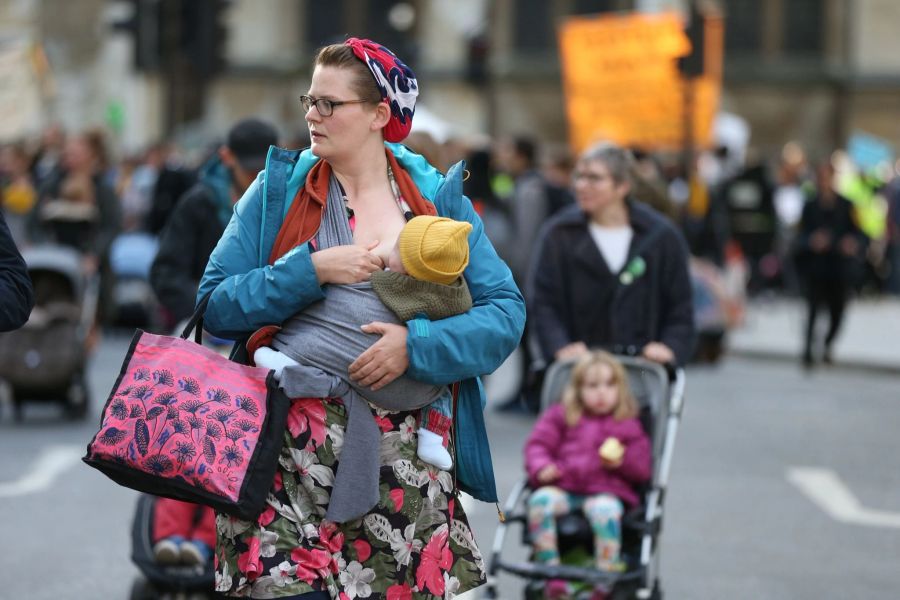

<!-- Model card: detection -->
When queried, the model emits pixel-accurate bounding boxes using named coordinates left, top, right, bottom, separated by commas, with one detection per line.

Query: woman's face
left=572, top=159, right=629, bottom=216
left=305, top=65, right=379, bottom=161
left=63, top=137, right=94, bottom=173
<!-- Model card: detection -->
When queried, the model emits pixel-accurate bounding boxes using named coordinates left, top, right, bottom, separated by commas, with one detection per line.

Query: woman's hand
left=310, top=241, right=384, bottom=285
left=536, top=463, right=561, bottom=484
left=349, top=322, right=409, bottom=390
left=555, top=342, right=589, bottom=361
left=642, top=341, right=674, bottom=364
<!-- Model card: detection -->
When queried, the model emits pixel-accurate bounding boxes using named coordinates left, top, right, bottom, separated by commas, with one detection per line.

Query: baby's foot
left=253, top=347, right=298, bottom=380
left=416, top=428, right=452, bottom=470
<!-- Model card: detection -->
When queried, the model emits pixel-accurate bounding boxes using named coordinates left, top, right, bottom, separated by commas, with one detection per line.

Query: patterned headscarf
left=344, top=37, right=418, bottom=143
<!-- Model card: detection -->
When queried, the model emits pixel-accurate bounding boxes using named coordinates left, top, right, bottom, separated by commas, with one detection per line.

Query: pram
left=109, top=232, right=162, bottom=330
left=484, top=355, right=686, bottom=599
left=0, top=245, right=98, bottom=420
left=129, top=494, right=216, bottom=600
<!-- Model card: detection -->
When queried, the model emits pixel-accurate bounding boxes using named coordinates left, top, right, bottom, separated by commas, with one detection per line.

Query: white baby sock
left=253, top=347, right=300, bottom=381
left=417, top=428, right=453, bottom=470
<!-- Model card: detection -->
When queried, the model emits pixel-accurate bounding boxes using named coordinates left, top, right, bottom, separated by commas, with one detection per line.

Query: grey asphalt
left=1, top=334, right=899, bottom=599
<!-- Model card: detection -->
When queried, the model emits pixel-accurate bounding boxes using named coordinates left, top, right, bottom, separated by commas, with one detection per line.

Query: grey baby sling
left=271, top=175, right=449, bottom=522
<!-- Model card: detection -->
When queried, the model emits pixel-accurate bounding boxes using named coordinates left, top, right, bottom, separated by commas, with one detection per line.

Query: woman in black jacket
left=530, top=142, right=695, bottom=367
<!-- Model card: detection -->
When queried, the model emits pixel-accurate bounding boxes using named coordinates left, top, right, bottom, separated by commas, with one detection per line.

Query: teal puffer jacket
left=196, top=142, right=526, bottom=503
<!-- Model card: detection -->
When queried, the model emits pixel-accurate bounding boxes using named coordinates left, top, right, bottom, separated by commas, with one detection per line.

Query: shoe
left=179, top=539, right=212, bottom=566
left=801, top=352, right=814, bottom=370
left=416, top=428, right=453, bottom=470
left=823, top=347, right=834, bottom=365
left=153, top=536, right=183, bottom=565
left=544, top=579, right=570, bottom=599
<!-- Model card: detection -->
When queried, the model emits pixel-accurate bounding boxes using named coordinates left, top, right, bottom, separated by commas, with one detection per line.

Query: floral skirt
left=215, top=397, right=487, bottom=599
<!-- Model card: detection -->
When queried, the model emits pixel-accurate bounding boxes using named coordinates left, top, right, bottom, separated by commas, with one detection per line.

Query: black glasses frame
left=300, top=95, right=370, bottom=117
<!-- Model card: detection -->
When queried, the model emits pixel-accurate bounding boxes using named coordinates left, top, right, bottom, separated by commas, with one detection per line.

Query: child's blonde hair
left=561, top=351, right=638, bottom=426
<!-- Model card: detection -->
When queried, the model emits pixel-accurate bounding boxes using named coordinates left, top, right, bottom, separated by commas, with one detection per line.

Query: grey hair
left=578, top=141, right=633, bottom=185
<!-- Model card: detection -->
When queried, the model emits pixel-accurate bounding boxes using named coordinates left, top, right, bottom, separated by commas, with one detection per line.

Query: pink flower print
left=237, top=536, right=262, bottom=581
left=415, top=524, right=452, bottom=596
left=290, top=547, right=332, bottom=584
left=319, top=522, right=345, bottom=554
left=352, top=539, right=371, bottom=563
left=273, top=470, right=284, bottom=492
left=389, top=488, right=404, bottom=512
left=287, top=398, right=326, bottom=445
left=374, top=414, right=393, bottom=433
left=257, top=506, right=275, bottom=527
left=386, top=583, right=413, bottom=600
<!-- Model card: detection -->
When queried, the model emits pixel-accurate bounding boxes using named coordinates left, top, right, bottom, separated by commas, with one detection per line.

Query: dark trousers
left=803, top=278, right=848, bottom=360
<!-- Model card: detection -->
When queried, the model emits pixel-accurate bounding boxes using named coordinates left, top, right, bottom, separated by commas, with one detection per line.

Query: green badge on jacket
left=619, top=256, right=646, bottom=285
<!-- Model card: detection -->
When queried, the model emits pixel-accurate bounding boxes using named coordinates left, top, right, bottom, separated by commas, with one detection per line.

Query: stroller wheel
left=128, top=576, right=158, bottom=600
left=66, top=374, right=90, bottom=421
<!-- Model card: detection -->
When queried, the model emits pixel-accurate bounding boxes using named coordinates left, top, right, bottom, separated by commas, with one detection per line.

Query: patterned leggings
left=527, top=486, right=624, bottom=570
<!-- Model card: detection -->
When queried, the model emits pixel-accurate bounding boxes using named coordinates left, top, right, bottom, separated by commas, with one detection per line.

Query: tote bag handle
left=179, top=292, right=211, bottom=344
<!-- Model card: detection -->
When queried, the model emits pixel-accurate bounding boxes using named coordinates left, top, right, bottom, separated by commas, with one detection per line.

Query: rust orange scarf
left=269, top=150, right=438, bottom=264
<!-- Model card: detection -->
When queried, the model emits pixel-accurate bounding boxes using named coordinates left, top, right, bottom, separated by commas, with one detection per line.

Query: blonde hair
left=561, top=351, right=638, bottom=426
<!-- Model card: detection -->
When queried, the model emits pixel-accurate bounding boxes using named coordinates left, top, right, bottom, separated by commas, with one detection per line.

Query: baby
left=255, top=215, right=473, bottom=471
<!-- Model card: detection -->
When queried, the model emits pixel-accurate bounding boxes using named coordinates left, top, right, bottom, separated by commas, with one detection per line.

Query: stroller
left=0, top=245, right=98, bottom=420
left=109, top=232, right=162, bottom=330
left=129, top=495, right=217, bottom=600
left=484, top=355, right=686, bottom=599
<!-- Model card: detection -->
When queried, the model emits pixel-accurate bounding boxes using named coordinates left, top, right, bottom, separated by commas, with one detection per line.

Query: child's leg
left=582, top=493, right=624, bottom=571
left=526, top=486, right=573, bottom=566
left=179, top=505, right=217, bottom=565
left=417, top=394, right=453, bottom=470
left=153, top=497, right=197, bottom=543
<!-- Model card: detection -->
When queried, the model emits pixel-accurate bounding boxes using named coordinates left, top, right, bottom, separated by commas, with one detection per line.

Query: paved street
left=1, top=335, right=899, bottom=599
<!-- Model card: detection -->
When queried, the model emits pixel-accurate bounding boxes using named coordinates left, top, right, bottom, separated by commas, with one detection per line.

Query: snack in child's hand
left=599, top=437, right=624, bottom=463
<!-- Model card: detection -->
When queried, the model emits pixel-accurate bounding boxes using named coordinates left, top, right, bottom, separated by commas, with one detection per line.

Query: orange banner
left=559, top=11, right=722, bottom=153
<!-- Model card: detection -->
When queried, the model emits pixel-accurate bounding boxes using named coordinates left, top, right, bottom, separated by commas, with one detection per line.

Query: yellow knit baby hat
left=399, top=216, right=473, bottom=285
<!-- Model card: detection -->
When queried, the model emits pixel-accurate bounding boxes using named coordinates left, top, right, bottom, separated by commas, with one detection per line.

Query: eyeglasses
left=572, top=171, right=609, bottom=184
left=300, top=95, right=370, bottom=117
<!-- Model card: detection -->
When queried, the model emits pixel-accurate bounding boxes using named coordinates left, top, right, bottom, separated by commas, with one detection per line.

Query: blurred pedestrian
left=716, top=156, right=778, bottom=294
left=530, top=141, right=696, bottom=368
left=795, top=160, right=867, bottom=367
left=29, top=123, right=65, bottom=189
left=0, top=142, right=38, bottom=244
left=28, top=129, right=121, bottom=326
left=495, top=135, right=551, bottom=285
left=150, top=118, right=278, bottom=327
left=144, top=143, right=195, bottom=235
left=0, top=209, right=34, bottom=331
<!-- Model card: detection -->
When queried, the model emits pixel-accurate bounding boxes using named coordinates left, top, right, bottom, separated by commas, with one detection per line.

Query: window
left=305, top=1, right=345, bottom=53
left=783, top=0, right=823, bottom=56
left=572, top=0, right=616, bottom=16
left=514, top=0, right=554, bottom=51
left=723, top=0, right=762, bottom=55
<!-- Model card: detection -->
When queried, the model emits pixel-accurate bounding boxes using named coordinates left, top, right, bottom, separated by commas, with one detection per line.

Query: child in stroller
left=129, top=495, right=217, bottom=600
left=524, top=351, right=651, bottom=599
left=485, top=352, right=686, bottom=600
